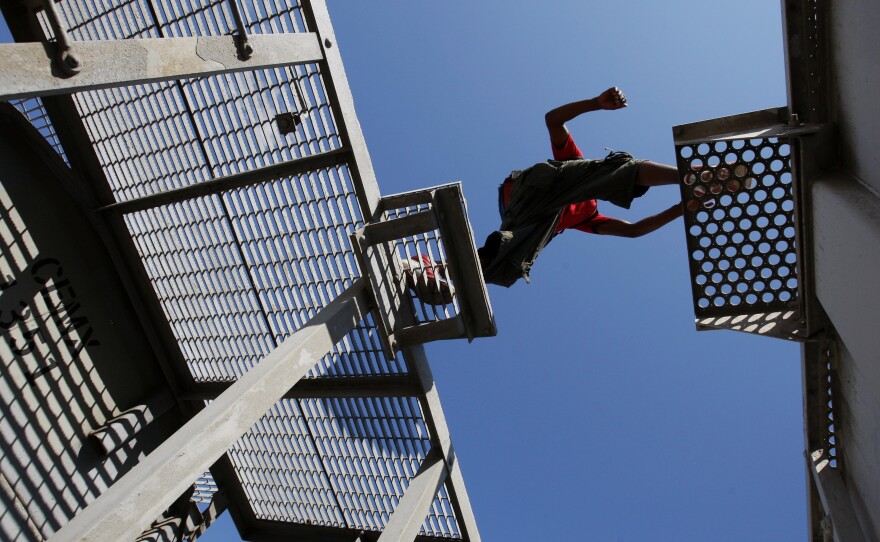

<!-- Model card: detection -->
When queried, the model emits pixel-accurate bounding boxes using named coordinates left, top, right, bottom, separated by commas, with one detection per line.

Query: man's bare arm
left=591, top=203, right=683, bottom=238
left=544, top=87, right=628, bottom=148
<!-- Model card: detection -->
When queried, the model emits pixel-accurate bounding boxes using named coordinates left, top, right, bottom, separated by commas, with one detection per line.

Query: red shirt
left=502, top=133, right=610, bottom=234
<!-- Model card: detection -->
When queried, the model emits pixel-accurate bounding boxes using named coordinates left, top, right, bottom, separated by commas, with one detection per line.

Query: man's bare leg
left=635, top=161, right=679, bottom=187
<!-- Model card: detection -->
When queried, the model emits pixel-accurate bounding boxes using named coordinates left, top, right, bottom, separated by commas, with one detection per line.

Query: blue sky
left=2, top=1, right=805, bottom=540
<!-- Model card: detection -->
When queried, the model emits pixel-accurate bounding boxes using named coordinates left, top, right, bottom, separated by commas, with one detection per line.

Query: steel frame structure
left=0, top=0, right=490, bottom=540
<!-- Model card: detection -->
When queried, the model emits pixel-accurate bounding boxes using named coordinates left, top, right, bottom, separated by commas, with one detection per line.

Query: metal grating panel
left=10, top=0, right=473, bottom=538
left=678, top=137, right=798, bottom=316
left=386, top=202, right=461, bottom=325
left=9, top=98, right=69, bottom=165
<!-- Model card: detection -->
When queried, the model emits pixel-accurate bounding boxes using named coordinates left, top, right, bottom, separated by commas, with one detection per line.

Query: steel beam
left=301, top=0, right=382, bottom=219
left=377, top=447, right=448, bottom=542
left=48, top=279, right=371, bottom=542
left=0, top=32, right=323, bottom=100
left=810, top=450, right=867, bottom=542
left=181, top=374, right=421, bottom=401
left=98, top=147, right=352, bottom=214
left=405, top=345, right=481, bottom=542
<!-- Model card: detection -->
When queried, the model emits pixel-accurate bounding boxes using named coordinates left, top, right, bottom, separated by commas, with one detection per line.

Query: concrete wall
left=0, top=106, right=179, bottom=540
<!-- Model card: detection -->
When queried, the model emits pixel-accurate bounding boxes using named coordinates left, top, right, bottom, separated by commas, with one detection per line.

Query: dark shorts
left=501, top=151, right=645, bottom=230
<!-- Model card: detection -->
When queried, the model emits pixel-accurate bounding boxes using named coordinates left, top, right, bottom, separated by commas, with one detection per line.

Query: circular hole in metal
left=725, top=179, right=741, bottom=193
left=773, top=187, right=787, bottom=199
left=766, top=229, right=779, bottom=240
left=686, top=199, right=701, bottom=212
left=696, top=211, right=709, bottom=222
left=754, top=190, right=768, bottom=202
left=781, top=172, right=792, bottom=184
left=718, top=260, right=731, bottom=271
left=779, top=144, right=791, bottom=157
left=732, top=233, right=744, bottom=244
left=759, top=242, right=772, bottom=253
left=699, top=237, right=711, bottom=248
left=720, top=284, right=732, bottom=295
left=771, top=159, right=784, bottom=172
left=714, top=142, right=728, bottom=153
left=714, top=297, right=726, bottom=307
left=691, top=158, right=704, bottom=169
left=692, top=249, right=705, bottom=261
left=770, top=279, right=782, bottom=290
left=762, top=292, right=776, bottom=302
left=779, top=291, right=792, bottom=302
left=764, top=201, right=778, bottom=214
left=730, top=295, right=742, bottom=305
left=751, top=255, right=764, bottom=267
left=748, top=230, right=761, bottom=242
left=722, top=221, right=735, bottom=233
left=737, top=282, right=749, bottom=293
left=754, top=281, right=765, bottom=292
left=761, top=267, right=773, bottom=279
left=746, top=204, right=760, bottom=216
left=705, top=285, right=717, bottom=296
left=712, top=208, right=726, bottom=221
left=716, top=234, right=729, bottom=246
left=733, top=140, right=746, bottom=150
left=735, top=258, right=747, bottom=269
left=701, top=170, right=714, bottom=182
left=683, top=172, right=697, bottom=185
left=743, top=149, right=756, bottom=161
left=744, top=178, right=758, bottom=189
left=707, top=155, right=721, bottom=167
left=706, top=223, right=719, bottom=234
left=779, top=266, right=790, bottom=277
left=689, top=225, right=702, bottom=236
left=724, top=152, right=738, bottom=164
left=734, top=164, right=748, bottom=178
left=703, top=197, right=716, bottom=209
left=693, top=184, right=707, bottom=197
left=708, top=248, right=721, bottom=259
left=756, top=216, right=770, bottom=228
left=712, top=273, right=723, bottom=284
left=761, top=146, right=774, bottom=159
left=742, top=244, right=755, bottom=256
left=787, top=278, right=798, bottom=288
left=729, top=207, right=743, bottom=219
left=784, top=226, right=796, bottom=238
left=785, top=253, right=797, bottom=264
left=710, top=182, right=723, bottom=194
left=774, top=214, right=787, bottom=226
left=728, top=270, right=740, bottom=282
left=746, top=293, right=758, bottom=304
left=775, top=240, right=789, bottom=252
left=701, top=261, right=714, bottom=272
left=698, top=143, right=711, bottom=155
left=698, top=298, right=710, bottom=308
left=680, top=146, right=694, bottom=158
left=782, top=200, right=794, bottom=212
left=753, top=163, right=766, bottom=174
left=744, top=269, right=756, bottom=280
left=762, top=174, right=776, bottom=187
left=696, top=274, right=707, bottom=285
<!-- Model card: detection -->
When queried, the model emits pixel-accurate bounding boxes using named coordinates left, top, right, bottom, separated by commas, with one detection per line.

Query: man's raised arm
left=544, top=87, right=628, bottom=148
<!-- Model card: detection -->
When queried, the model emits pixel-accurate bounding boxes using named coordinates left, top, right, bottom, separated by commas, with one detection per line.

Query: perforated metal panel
left=678, top=137, right=798, bottom=317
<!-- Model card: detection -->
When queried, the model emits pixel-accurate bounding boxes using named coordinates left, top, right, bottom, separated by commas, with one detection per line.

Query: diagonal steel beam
left=0, top=33, right=323, bottom=100
left=48, top=279, right=371, bottom=542
left=97, top=147, right=352, bottom=214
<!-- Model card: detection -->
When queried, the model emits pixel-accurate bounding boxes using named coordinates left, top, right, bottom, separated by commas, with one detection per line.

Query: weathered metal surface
left=0, top=33, right=323, bottom=100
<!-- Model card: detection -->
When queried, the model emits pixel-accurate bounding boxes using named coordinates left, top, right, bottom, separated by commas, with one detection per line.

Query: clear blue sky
left=2, top=1, right=805, bottom=540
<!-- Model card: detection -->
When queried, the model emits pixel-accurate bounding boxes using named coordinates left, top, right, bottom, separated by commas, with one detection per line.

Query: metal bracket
left=40, top=0, right=80, bottom=76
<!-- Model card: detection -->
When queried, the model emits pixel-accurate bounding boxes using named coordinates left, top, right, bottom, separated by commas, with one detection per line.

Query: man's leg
left=635, top=161, right=679, bottom=187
